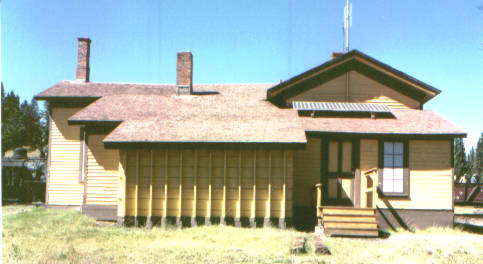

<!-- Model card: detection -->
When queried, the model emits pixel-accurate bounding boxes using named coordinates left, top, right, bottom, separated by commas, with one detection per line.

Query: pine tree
left=20, top=98, right=42, bottom=150
left=476, top=133, right=483, bottom=183
left=454, top=138, right=467, bottom=180
left=1, top=85, right=48, bottom=156
left=39, top=101, right=50, bottom=157
left=1, top=87, right=23, bottom=155
left=467, top=148, right=476, bottom=181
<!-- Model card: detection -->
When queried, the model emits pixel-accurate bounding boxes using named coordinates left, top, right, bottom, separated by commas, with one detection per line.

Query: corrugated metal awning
left=292, top=101, right=392, bottom=113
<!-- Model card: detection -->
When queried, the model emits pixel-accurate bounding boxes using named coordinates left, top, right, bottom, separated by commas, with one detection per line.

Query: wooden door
left=322, top=139, right=359, bottom=206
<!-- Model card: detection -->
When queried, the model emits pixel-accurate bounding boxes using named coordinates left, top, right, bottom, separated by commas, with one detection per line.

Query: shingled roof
left=301, top=109, right=465, bottom=136
left=35, top=79, right=465, bottom=147
left=36, top=82, right=305, bottom=146
left=66, top=84, right=306, bottom=146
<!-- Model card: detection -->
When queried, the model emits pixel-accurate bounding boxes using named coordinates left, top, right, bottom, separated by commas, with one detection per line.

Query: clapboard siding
left=48, top=107, right=84, bottom=205
left=359, top=139, right=453, bottom=210
left=293, top=137, right=321, bottom=206
left=85, top=134, right=120, bottom=205
left=124, top=149, right=293, bottom=218
left=287, top=71, right=420, bottom=110
left=378, top=140, right=452, bottom=210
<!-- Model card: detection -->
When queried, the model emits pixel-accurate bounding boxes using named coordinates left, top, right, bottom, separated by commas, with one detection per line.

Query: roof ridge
left=62, top=80, right=275, bottom=86
left=63, top=80, right=175, bottom=86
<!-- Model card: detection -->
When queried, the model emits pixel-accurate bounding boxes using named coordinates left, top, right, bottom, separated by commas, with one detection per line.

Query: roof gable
left=267, top=50, right=441, bottom=105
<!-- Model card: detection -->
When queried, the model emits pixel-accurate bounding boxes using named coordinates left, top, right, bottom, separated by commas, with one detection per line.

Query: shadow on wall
left=376, top=188, right=412, bottom=232
left=88, top=134, right=119, bottom=171
left=292, top=206, right=317, bottom=231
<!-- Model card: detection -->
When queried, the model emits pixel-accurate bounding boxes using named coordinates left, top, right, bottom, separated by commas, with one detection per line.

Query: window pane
left=394, top=179, right=404, bottom=193
left=383, top=179, right=394, bottom=192
left=393, top=168, right=403, bottom=180
left=384, top=155, right=394, bottom=167
left=328, top=179, right=338, bottom=198
left=394, top=142, right=404, bottom=155
left=342, top=142, right=352, bottom=172
left=328, top=141, right=338, bottom=172
left=341, top=179, right=351, bottom=198
left=383, top=168, right=394, bottom=179
left=394, top=155, right=403, bottom=168
left=384, top=142, right=393, bottom=154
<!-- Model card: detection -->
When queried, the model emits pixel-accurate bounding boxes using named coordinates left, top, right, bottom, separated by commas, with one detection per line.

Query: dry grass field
left=2, top=205, right=482, bottom=263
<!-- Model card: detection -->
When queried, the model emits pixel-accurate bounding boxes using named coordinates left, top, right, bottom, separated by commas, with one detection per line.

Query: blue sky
left=2, top=0, right=482, bottom=150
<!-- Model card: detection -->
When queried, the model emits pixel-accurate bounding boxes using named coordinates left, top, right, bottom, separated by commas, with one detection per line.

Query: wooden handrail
left=362, top=169, right=378, bottom=208
left=364, top=168, right=378, bottom=175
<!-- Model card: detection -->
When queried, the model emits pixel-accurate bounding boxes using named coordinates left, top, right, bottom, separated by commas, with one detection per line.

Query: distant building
left=2, top=147, right=47, bottom=203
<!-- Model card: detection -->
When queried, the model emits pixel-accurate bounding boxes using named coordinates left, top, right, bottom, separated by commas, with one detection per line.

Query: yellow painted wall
left=390, top=140, right=452, bottom=210
left=287, top=71, right=421, bottom=110
left=47, top=107, right=84, bottom=205
left=293, top=137, right=320, bottom=206
left=125, top=149, right=293, bottom=218
left=85, top=134, right=120, bottom=205
left=360, top=139, right=453, bottom=210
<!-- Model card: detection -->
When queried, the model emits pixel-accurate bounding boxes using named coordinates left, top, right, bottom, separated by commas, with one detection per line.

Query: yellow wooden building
left=35, top=38, right=465, bottom=236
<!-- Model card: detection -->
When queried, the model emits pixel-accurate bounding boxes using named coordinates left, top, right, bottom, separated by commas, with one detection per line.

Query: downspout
left=81, top=129, right=88, bottom=208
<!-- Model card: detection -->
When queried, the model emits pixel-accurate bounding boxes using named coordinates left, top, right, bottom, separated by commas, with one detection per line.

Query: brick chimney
left=176, top=51, right=193, bottom=95
left=76, top=37, right=91, bottom=82
left=331, top=52, right=345, bottom=59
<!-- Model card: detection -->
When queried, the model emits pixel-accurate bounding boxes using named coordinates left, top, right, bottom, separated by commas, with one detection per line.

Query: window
left=79, top=128, right=87, bottom=183
left=383, top=142, right=404, bottom=193
left=379, top=140, right=409, bottom=197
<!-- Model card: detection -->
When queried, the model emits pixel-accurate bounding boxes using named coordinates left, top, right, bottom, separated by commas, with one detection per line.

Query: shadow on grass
left=379, top=230, right=391, bottom=238
left=454, top=223, right=483, bottom=234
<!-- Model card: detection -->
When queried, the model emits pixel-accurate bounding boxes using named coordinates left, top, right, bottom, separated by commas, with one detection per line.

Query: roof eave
left=33, top=95, right=101, bottom=102
left=67, top=119, right=123, bottom=126
left=267, top=49, right=441, bottom=103
left=103, top=141, right=307, bottom=150
left=305, top=131, right=466, bottom=139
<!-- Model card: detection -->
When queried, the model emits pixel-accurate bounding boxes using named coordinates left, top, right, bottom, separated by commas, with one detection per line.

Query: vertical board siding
left=48, top=107, right=84, bottom=205
left=152, top=150, right=167, bottom=216
left=136, top=150, right=150, bottom=215
left=196, top=150, right=210, bottom=216
left=124, top=149, right=293, bottom=218
left=85, top=134, right=120, bottom=205
left=287, top=71, right=420, bottom=110
left=293, top=137, right=321, bottom=206
left=226, top=150, right=238, bottom=217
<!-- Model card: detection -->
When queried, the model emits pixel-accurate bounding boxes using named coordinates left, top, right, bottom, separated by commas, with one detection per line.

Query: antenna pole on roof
left=344, top=0, right=352, bottom=52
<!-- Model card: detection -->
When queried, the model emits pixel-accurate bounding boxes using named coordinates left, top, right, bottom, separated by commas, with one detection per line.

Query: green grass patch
left=3, top=206, right=483, bottom=263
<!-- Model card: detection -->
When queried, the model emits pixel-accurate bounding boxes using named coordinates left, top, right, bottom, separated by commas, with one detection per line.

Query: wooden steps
left=324, top=228, right=379, bottom=237
left=318, top=206, right=379, bottom=237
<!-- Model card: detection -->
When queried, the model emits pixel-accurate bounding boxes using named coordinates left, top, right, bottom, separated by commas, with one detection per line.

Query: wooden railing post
left=363, top=168, right=378, bottom=208
left=372, top=170, right=378, bottom=209
left=315, top=183, right=323, bottom=227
